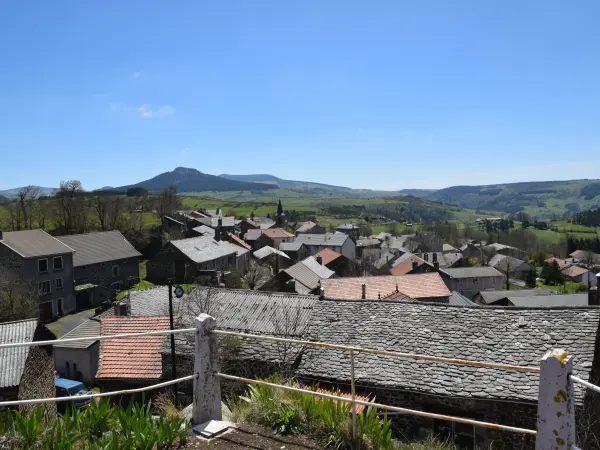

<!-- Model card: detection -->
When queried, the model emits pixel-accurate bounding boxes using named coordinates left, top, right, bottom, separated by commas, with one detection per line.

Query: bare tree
left=7, top=201, right=23, bottom=231
left=17, top=185, right=41, bottom=229
left=582, top=250, right=597, bottom=269
left=55, top=180, right=87, bottom=234
left=0, top=258, right=39, bottom=322
left=92, top=194, right=125, bottom=231
left=242, top=260, right=271, bottom=290
left=155, top=185, right=181, bottom=220
left=273, top=305, right=305, bottom=380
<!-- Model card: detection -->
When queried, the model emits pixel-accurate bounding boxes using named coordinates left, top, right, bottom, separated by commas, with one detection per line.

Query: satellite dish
left=174, top=286, right=185, bottom=298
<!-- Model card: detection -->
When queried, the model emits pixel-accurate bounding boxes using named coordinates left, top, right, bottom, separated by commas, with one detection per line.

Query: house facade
left=0, top=230, right=76, bottom=320
left=294, top=233, right=356, bottom=261
left=296, top=221, right=326, bottom=235
left=488, top=254, right=533, bottom=281
left=279, top=242, right=311, bottom=262
left=54, top=319, right=101, bottom=385
left=440, top=267, right=503, bottom=299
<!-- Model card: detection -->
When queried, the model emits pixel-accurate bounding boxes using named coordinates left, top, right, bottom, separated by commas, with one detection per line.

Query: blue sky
left=1, top=1, right=599, bottom=191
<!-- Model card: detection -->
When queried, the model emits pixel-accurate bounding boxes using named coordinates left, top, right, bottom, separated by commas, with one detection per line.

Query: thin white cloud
left=137, top=104, right=175, bottom=118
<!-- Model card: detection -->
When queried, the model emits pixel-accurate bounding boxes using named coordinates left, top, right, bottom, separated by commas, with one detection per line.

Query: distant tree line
left=566, top=236, right=600, bottom=255
left=572, top=208, right=600, bottom=227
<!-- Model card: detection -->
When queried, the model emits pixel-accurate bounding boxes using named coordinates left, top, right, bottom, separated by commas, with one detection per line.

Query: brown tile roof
left=381, top=290, right=412, bottom=300
left=562, top=265, right=589, bottom=277
left=389, top=255, right=427, bottom=276
left=96, top=316, right=170, bottom=380
left=315, top=248, right=342, bottom=266
left=262, top=228, right=295, bottom=239
left=229, top=233, right=251, bottom=250
left=322, top=273, right=450, bottom=300
left=546, top=257, right=568, bottom=269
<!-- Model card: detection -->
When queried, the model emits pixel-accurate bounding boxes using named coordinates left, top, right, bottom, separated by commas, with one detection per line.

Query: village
left=1, top=197, right=600, bottom=449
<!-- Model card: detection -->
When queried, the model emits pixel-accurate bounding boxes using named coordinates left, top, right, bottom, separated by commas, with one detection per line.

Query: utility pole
left=168, top=279, right=177, bottom=399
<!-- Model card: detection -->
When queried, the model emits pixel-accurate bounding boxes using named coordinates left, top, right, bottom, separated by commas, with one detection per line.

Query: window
left=38, top=280, right=51, bottom=294
left=112, top=265, right=120, bottom=277
left=110, top=281, right=122, bottom=291
left=38, top=258, right=48, bottom=273
left=53, top=256, right=63, bottom=270
left=56, top=278, right=63, bottom=289
left=66, top=362, right=70, bottom=370
left=472, top=278, right=478, bottom=284
left=73, top=363, right=77, bottom=372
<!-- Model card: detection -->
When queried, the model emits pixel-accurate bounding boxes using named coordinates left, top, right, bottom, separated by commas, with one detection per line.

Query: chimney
left=432, top=253, right=438, bottom=263
left=424, top=253, right=429, bottom=262
left=319, top=287, right=325, bottom=300
left=0, top=230, right=3, bottom=240
left=113, top=301, right=127, bottom=316
left=412, top=261, right=419, bottom=270
left=589, top=286, right=600, bottom=306
left=434, top=261, right=440, bottom=270
left=361, top=283, right=366, bottom=299
left=316, top=256, right=323, bottom=265
left=215, top=218, right=222, bottom=242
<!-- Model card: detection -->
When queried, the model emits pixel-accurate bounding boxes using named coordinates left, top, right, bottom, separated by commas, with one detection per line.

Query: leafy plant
left=7, top=406, right=46, bottom=448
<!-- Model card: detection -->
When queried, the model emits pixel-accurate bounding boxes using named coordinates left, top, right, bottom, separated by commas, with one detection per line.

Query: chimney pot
left=319, top=287, right=325, bottom=299
left=412, top=261, right=418, bottom=270
left=361, top=283, right=366, bottom=299
left=316, top=256, right=323, bottom=265
left=424, top=253, right=429, bottom=262
left=433, top=253, right=438, bottom=263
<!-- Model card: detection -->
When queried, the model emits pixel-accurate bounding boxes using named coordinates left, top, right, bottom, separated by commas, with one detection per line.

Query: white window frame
left=38, top=280, right=51, bottom=295
left=53, top=256, right=63, bottom=271
left=55, top=277, right=63, bottom=290
left=38, top=258, right=48, bottom=273
left=112, top=265, right=120, bottom=277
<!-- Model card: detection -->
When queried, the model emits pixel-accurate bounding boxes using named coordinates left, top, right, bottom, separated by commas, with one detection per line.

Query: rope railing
left=571, top=375, right=600, bottom=395
left=0, top=375, right=196, bottom=407
left=215, top=373, right=537, bottom=436
left=212, top=329, right=541, bottom=373
left=0, top=328, right=197, bottom=350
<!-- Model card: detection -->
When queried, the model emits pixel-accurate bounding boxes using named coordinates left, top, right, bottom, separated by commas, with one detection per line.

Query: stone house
left=297, top=299, right=600, bottom=449
left=259, top=228, right=295, bottom=250
left=483, top=243, right=526, bottom=259
left=277, top=256, right=336, bottom=294
left=488, top=254, right=533, bottom=281
left=296, top=221, right=326, bottom=235
left=294, top=233, right=356, bottom=261
left=0, top=230, right=76, bottom=321
left=314, top=248, right=353, bottom=276
left=147, top=236, right=250, bottom=284
left=439, top=267, right=503, bottom=299
left=414, top=231, right=443, bottom=252
left=0, top=319, right=56, bottom=403
left=335, top=224, right=360, bottom=241
left=253, top=246, right=292, bottom=270
left=162, top=216, right=186, bottom=240
left=54, top=318, right=101, bottom=385
left=56, top=231, right=141, bottom=309
left=279, top=242, right=311, bottom=262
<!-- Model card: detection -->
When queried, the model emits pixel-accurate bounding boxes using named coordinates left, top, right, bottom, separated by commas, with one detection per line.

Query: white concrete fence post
left=192, top=314, right=222, bottom=425
left=535, top=349, right=576, bottom=450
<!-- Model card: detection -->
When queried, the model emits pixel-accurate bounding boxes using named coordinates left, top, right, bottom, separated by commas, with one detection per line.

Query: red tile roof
left=262, top=228, right=295, bottom=238
left=381, top=290, right=412, bottom=300
left=322, top=273, right=450, bottom=300
left=389, top=255, right=427, bottom=276
left=229, top=233, right=252, bottom=250
left=96, top=316, right=170, bottom=380
left=315, top=248, right=342, bottom=266
left=562, top=265, right=589, bottom=277
left=545, top=257, right=568, bottom=269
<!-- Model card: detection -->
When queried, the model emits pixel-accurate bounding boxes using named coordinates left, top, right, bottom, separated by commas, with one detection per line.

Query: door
left=39, top=301, right=53, bottom=323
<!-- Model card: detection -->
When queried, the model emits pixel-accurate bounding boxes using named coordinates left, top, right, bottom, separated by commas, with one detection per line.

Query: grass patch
left=536, top=280, right=586, bottom=294
left=229, top=376, right=453, bottom=450
left=117, top=280, right=156, bottom=300
left=47, top=323, right=65, bottom=338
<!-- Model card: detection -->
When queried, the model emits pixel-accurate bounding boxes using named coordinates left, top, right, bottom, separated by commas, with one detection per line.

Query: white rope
left=0, top=375, right=196, bottom=407
left=215, top=373, right=537, bottom=435
left=212, top=330, right=541, bottom=373
left=0, top=328, right=196, bottom=350
left=571, top=375, right=600, bottom=395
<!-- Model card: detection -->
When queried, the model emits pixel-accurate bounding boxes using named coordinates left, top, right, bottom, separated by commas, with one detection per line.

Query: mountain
left=113, top=167, right=277, bottom=193
left=0, top=186, right=57, bottom=199
left=424, top=179, right=600, bottom=218
left=219, top=173, right=353, bottom=192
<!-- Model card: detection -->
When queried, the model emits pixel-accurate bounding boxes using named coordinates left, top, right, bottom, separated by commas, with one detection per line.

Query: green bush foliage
left=0, top=398, right=188, bottom=449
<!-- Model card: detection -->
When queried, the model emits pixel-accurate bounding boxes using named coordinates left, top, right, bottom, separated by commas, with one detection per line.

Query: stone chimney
left=589, top=286, right=600, bottom=306
left=316, top=256, right=323, bottom=265
left=319, top=287, right=325, bottom=300
left=432, top=253, right=438, bottom=263
left=424, top=253, right=429, bottom=262
left=361, top=283, right=366, bottom=299
left=215, top=218, right=222, bottom=242
left=113, top=301, right=127, bottom=316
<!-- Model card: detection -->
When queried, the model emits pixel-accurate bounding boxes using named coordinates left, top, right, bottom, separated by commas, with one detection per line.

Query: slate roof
left=296, top=221, right=320, bottom=233
left=357, top=239, right=381, bottom=248
left=449, top=291, right=477, bottom=306
left=55, top=319, right=101, bottom=349
left=1, top=230, right=74, bottom=258
left=488, top=254, right=530, bottom=272
left=375, top=232, right=392, bottom=241
left=244, top=229, right=263, bottom=241
left=57, top=231, right=141, bottom=267
left=170, top=236, right=240, bottom=264
left=192, top=225, right=215, bottom=236
left=228, top=233, right=251, bottom=250
left=0, top=319, right=38, bottom=388
left=374, top=250, right=398, bottom=269
left=294, top=233, right=350, bottom=247
left=315, top=248, right=343, bottom=266
left=96, top=316, right=170, bottom=380
left=441, top=267, right=503, bottom=279
left=322, top=273, right=450, bottom=300
left=254, top=246, right=290, bottom=260
left=506, top=294, right=589, bottom=307
left=336, top=224, right=359, bottom=231
left=261, top=228, right=295, bottom=239
left=477, top=288, right=550, bottom=305
left=283, top=257, right=335, bottom=292
left=443, top=244, right=459, bottom=253
left=279, top=242, right=305, bottom=252
left=298, top=300, right=600, bottom=403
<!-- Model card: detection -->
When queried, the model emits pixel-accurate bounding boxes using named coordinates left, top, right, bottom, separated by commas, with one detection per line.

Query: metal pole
left=168, top=279, right=177, bottom=399
left=350, top=349, right=357, bottom=443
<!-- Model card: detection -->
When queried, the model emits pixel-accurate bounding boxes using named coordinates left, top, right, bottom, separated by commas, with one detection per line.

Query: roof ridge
left=0, top=317, right=38, bottom=325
